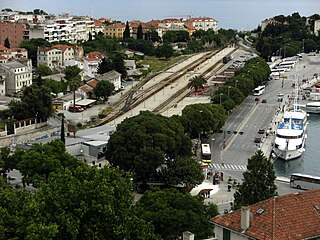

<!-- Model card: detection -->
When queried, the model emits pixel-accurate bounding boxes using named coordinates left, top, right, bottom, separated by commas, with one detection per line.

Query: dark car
left=255, top=97, right=260, bottom=101
left=254, top=137, right=262, bottom=143
left=262, top=99, right=267, bottom=103
left=258, top=129, right=265, bottom=134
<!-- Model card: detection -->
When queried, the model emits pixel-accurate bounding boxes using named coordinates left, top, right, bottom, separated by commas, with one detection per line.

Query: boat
left=274, top=81, right=308, bottom=160
left=274, top=109, right=308, bottom=160
left=301, top=102, right=320, bottom=114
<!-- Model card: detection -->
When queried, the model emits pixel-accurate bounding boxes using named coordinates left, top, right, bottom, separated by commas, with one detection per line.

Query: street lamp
left=219, top=93, right=223, bottom=105
left=211, top=138, right=215, bottom=162
left=228, top=86, right=231, bottom=98
left=302, top=39, right=305, bottom=53
left=235, top=80, right=238, bottom=88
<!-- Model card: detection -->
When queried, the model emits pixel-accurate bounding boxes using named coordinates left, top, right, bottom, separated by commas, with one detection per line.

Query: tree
left=233, top=150, right=278, bottom=210
left=0, top=147, right=14, bottom=178
left=97, top=57, right=113, bottom=75
left=20, top=84, right=53, bottom=121
left=134, top=188, right=216, bottom=240
left=60, top=114, right=65, bottom=144
left=123, top=21, right=130, bottom=39
left=15, top=140, right=82, bottom=187
left=179, top=103, right=226, bottom=138
left=36, top=64, right=52, bottom=77
left=4, top=37, right=10, bottom=49
left=112, top=52, right=127, bottom=78
left=156, top=43, right=174, bottom=59
left=187, top=75, right=207, bottom=92
left=32, top=166, right=157, bottom=239
left=64, top=65, right=82, bottom=112
left=88, top=31, right=93, bottom=41
left=160, top=156, right=204, bottom=187
left=93, top=80, right=115, bottom=101
left=137, top=24, right=143, bottom=40
left=106, top=111, right=193, bottom=185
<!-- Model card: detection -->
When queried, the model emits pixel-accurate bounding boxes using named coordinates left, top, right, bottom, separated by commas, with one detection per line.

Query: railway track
left=97, top=49, right=229, bottom=126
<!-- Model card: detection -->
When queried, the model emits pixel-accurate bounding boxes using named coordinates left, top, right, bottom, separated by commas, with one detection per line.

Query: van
left=68, top=106, right=84, bottom=112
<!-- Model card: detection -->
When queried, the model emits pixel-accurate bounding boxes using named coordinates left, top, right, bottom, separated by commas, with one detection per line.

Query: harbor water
left=274, top=114, right=320, bottom=177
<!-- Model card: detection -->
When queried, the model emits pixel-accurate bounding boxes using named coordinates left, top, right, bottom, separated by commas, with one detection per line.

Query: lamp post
left=228, top=86, right=231, bottom=98
left=211, top=138, right=215, bottom=162
left=235, top=80, right=238, bottom=88
left=302, top=39, right=305, bottom=53
left=219, top=93, right=223, bottom=105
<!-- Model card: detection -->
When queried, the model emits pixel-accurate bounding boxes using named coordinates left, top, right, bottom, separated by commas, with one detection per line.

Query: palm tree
left=187, top=75, right=207, bottom=92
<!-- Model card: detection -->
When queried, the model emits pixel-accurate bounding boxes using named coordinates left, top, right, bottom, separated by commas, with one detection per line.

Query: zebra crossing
left=210, top=163, right=247, bottom=171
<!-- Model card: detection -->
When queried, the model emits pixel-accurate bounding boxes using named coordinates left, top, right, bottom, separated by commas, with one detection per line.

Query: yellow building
left=104, top=22, right=126, bottom=38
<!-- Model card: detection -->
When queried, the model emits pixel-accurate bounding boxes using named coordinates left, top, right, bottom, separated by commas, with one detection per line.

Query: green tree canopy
left=4, top=37, right=10, bottom=48
left=36, top=64, right=52, bottom=77
left=8, top=84, right=53, bottom=121
left=64, top=65, right=82, bottom=110
left=123, top=21, right=131, bottom=39
left=155, top=43, right=174, bottom=59
left=134, top=188, right=216, bottom=240
left=179, top=103, right=225, bottom=138
left=137, top=24, right=143, bottom=40
left=14, top=140, right=82, bottom=187
left=93, top=80, right=115, bottom=101
left=29, top=166, right=157, bottom=240
left=187, top=75, right=207, bottom=92
left=233, top=150, right=278, bottom=210
left=106, top=111, right=193, bottom=185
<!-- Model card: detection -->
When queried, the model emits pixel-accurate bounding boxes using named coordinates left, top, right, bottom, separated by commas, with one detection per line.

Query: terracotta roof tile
left=211, top=189, right=320, bottom=240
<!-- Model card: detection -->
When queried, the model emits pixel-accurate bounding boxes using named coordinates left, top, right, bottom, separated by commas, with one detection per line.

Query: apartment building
left=29, top=16, right=95, bottom=43
left=0, top=21, right=29, bottom=48
left=211, top=189, right=320, bottom=240
left=37, top=46, right=63, bottom=69
left=0, top=60, right=32, bottom=96
left=185, top=17, right=218, bottom=32
left=314, top=19, right=320, bottom=36
left=104, top=22, right=126, bottom=38
left=37, top=44, right=77, bottom=69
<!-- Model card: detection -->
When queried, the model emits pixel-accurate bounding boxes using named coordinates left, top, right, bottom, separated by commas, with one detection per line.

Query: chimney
left=241, top=206, right=250, bottom=231
left=182, top=231, right=194, bottom=240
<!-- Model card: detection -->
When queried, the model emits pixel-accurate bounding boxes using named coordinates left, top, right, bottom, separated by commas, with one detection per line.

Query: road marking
left=212, top=164, right=247, bottom=171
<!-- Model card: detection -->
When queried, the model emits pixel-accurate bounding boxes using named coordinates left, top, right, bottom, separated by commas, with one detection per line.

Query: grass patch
left=139, top=55, right=189, bottom=73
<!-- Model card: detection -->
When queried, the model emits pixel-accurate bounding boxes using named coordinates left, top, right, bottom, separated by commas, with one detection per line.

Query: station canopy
left=75, top=99, right=96, bottom=107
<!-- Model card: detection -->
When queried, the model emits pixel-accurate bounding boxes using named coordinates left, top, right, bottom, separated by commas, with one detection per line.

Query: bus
left=290, top=173, right=320, bottom=190
left=253, top=85, right=266, bottom=96
left=201, top=144, right=211, bottom=163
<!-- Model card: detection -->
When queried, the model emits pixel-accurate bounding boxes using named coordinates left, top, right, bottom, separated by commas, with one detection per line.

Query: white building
left=314, top=19, right=320, bottom=36
left=0, top=69, right=6, bottom=96
left=37, top=44, right=76, bottom=69
left=0, top=60, right=32, bottom=96
left=96, top=70, right=122, bottom=91
left=185, top=17, right=218, bottom=32
left=37, top=46, right=63, bottom=69
left=29, top=16, right=95, bottom=43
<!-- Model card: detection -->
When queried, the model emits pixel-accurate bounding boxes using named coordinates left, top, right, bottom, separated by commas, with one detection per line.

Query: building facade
left=0, top=22, right=28, bottom=48
left=104, top=22, right=125, bottom=38
left=0, top=60, right=32, bottom=95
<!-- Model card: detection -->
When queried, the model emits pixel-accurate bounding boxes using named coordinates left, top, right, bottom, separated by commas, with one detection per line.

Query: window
left=223, top=228, right=231, bottom=240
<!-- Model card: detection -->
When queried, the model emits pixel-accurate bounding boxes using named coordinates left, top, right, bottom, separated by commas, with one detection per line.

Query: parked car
left=68, top=106, right=84, bottom=112
left=262, top=99, right=267, bottom=103
left=258, top=128, right=265, bottom=134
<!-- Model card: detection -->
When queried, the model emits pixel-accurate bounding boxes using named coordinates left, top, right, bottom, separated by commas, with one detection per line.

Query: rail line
left=97, top=49, right=227, bottom=126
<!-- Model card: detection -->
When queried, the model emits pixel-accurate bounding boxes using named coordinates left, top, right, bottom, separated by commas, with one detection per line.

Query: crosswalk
left=210, top=163, right=247, bottom=171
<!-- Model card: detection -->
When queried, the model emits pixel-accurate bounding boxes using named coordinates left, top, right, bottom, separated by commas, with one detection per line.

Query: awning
left=75, top=99, right=96, bottom=106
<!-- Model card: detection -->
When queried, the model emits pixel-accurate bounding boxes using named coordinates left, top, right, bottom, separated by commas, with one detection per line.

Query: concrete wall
left=0, top=125, right=60, bottom=147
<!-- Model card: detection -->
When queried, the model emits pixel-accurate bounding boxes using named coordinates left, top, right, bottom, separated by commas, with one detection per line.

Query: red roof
left=0, top=46, right=9, bottom=51
left=86, top=79, right=99, bottom=88
left=211, top=189, right=320, bottom=240
left=52, top=44, right=73, bottom=53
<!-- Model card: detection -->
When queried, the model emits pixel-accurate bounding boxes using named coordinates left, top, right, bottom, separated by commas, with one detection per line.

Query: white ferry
left=301, top=102, right=320, bottom=114
left=274, top=109, right=308, bottom=160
